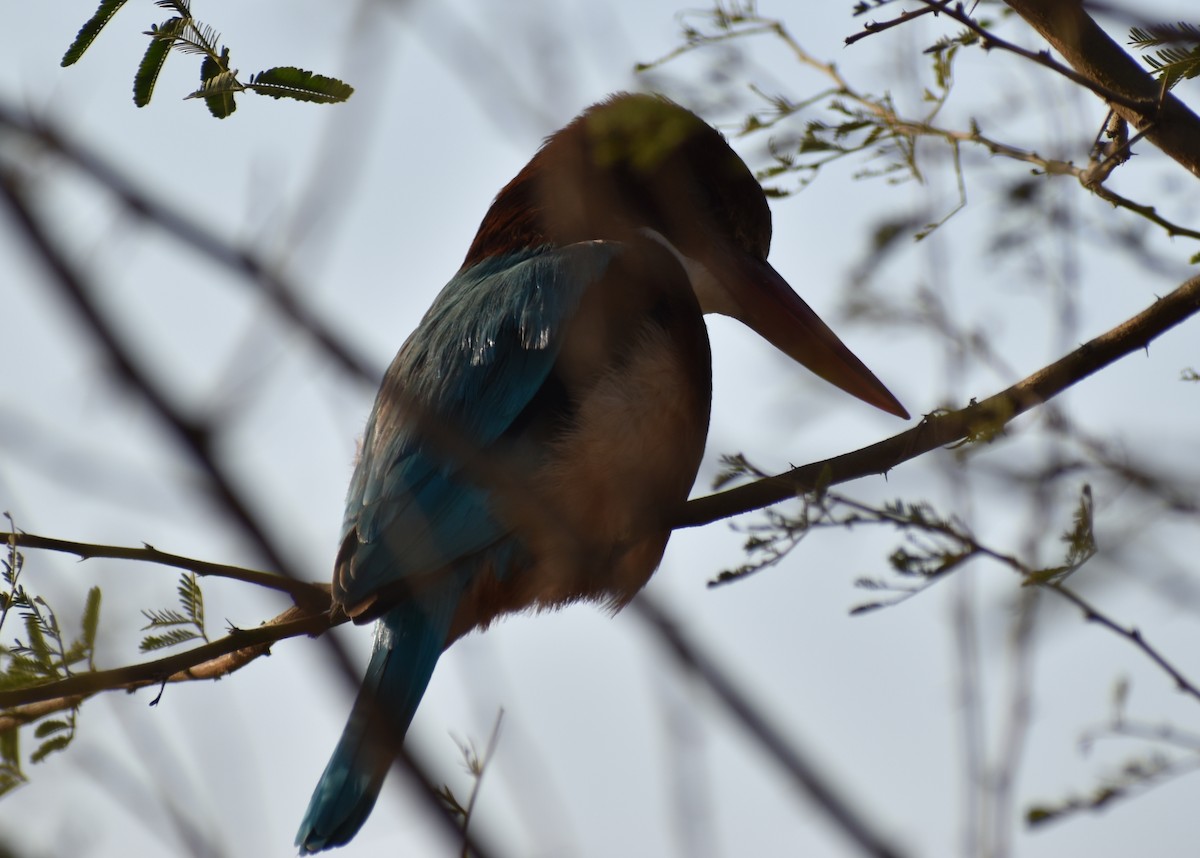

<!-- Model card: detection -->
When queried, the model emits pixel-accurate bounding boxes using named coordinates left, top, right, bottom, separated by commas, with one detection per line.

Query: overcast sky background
left=2, top=2, right=1200, bottom=857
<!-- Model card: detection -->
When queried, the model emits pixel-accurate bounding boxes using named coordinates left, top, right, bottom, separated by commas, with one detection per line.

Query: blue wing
left=335, top=241, right=620, bottom=612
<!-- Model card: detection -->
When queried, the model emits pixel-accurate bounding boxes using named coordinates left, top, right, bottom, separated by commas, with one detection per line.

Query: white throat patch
left=637, top=227, right=739, bottom=317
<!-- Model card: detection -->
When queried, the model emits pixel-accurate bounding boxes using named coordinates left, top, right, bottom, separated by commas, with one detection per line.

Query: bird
left=295, top=92, right=908, bottom=852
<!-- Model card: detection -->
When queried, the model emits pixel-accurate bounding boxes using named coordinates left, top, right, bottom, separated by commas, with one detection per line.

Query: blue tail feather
left=296, top=599, right=454, bottom=853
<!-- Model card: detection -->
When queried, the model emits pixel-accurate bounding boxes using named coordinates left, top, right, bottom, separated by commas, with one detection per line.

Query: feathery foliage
left=140, top=572, right=208, bottom=652
left=0, top=518, right=103, bottom=794
left=1130, top=23, right=1200, bottom=91
left=60, top=0, right=353, bottom=117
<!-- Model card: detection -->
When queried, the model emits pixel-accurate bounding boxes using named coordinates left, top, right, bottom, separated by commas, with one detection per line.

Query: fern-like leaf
left=61, top=0, right=131, bottom=67
left=32, top=719, right=71, bottom=740
left=0, top=726, right=24, bottom=797
left=139, top=573, right=207, bottom=650
left=177, top=574, right=203, bottom=630
left=141, top=608, right=191, bottom=627
left=141, top=628, right=202, bottom=652
left=81, top=586, right=101, bottom=667
left=154, top=0, right=191, bottom=15
left=1128, top=22, right=1200, bottom=50
left=245, top=67, right=355, bottom=104
left=173, top=21, right=223, bottom=58
left=30, top=735, right=72, bottom=765
left=194, top=51, right=238, bottom=118
left=134, top=18, right=184, bottom=107
left=18, top=614, right=54, bottom=674
left=0, top=726, right=19, bottom=766
left=1130, top=23, right=1200, bottom=90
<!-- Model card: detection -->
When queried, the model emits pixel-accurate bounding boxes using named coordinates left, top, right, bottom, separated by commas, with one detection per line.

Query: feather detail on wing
left=335, top=242, right=620, bottom=616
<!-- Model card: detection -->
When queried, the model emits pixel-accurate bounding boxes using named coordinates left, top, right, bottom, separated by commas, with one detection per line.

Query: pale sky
left=2, top=2, right=1199, bottom=857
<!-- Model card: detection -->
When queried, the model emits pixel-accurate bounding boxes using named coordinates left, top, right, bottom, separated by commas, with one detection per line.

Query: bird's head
left=465, top=93, right=908, bottom=419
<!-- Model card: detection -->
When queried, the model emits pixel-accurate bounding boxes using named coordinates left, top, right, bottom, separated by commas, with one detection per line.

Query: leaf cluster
left=139, top=572, right=208, bottom=652
left=0, top=524, right=101, bottom=794
left=0, top=523, right=216, bottom=796
left=61, top=0, right=353, bottom=118
left=1130, top=22, right=1200, bottom=91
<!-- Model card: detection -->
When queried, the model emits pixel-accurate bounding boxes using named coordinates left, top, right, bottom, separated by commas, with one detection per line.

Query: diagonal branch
left=6, top=274, right=1199, bottom=719
left=1001, top=0, right=1200, bottom=180
left=0, top=604, right=334, bottom=724
left=678, top=273, right=1200, bottom=527
left=912, top=0, right=1154, bottom=114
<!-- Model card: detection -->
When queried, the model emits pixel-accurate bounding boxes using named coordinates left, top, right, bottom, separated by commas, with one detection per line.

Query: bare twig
left=845, top=0, right=951, bottom=46
left=0, top=531, right=325, bottom=605
left=1048, top=583, right=1200, bottom=703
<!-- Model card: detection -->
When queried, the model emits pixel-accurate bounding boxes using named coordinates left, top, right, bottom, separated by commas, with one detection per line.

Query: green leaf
left=194, top=50, right=237, bottom=118
left=0, top=725, right=18, bottom=765
left=134, top=18, right=184, bottom=107
left=246, top=67, right=355, bottom=104
left=155, top=0, right=192, bottom=15
left=1129, top=22, right=1200, bottom=51
left=0, top=653, right=47, bottom=683
left=33, top=719, right=71, bottom=740
left=30, top=735, right=71, bottom=764
left=81, top=586, right=102, bottom=654
left=141, top=608, right=191, bottom=629
left=1130, top=23, right=1200, bottom=90
left=174, top=20, right=222, bottom=58
left=0, top=767, right=26, bottom=798
left=61, top=0, right=131, bottom=67
left=21, top=615, right=53, bottom=673
left=140, top=629, right=201, bottom=652
left=177, top=573, right=203, bottom=626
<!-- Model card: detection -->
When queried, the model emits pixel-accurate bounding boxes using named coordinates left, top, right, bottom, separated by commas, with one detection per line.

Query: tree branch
left=1048, top=582, right=1200, bottom=703
left=1002, top=0, right=1200, bottom=179
left=909, top=1, right=1153, bottom=114
left=0, top=531, right=326, bottom=606
left=6, top=273, right=1198, bottom=721
left=0, top=604, right=334, bottom=725
left=678, top=272, right=1200, bottom=527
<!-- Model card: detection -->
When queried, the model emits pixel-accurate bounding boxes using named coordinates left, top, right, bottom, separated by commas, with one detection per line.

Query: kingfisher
left=296, top=92, right=908, bottom=852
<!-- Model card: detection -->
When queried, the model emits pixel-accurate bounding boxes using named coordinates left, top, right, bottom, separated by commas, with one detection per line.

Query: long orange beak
left=722, top=255, right=909, bottom=419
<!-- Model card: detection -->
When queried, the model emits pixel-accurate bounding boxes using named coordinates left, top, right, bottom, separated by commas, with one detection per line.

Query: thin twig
left=914, top=0, right=1150, bottom=113
left=0, top=531, right=325, bottom=605
left=1048, top=583, right=1200, bottom=703
left=845, top=0, right=950, bottom=46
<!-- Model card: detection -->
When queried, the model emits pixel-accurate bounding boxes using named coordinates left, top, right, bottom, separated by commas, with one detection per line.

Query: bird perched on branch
left=296, top=92, right=908, bottom=852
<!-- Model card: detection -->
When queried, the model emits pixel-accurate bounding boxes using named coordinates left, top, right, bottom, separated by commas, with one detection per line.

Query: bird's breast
left=450, top=243, right=712, bottom=638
